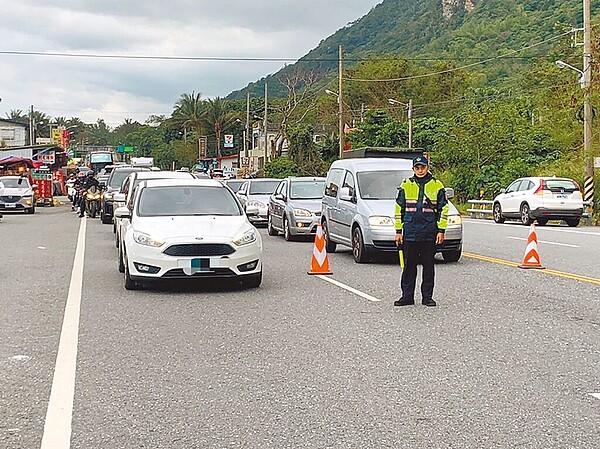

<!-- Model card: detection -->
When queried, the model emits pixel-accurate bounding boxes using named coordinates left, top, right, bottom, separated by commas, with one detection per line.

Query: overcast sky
left=0, top=0, right=383, bottom=127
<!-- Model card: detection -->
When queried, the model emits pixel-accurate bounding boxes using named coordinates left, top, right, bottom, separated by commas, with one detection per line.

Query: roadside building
left=0, top=119, right=27, bottom=148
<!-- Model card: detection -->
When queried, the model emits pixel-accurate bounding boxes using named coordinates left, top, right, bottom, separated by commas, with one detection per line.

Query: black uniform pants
left=400, top=240, right=436, bottom=301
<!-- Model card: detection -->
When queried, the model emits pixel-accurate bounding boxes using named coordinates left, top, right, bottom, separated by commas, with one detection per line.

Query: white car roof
left=330, top=157, right=413, bottom=171
left=140, top=178, right=224, bottom=188
left=133, top=171, right=194, bottom=180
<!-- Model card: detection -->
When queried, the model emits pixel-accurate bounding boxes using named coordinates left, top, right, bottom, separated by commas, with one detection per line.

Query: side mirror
left=274, top=193, right=284, bottom=201
left=500, top=188, right=506, bottom=194
left=338, top=186, right=353, bottom=201
left=114, top=206, right=131, bottom=219
left=99, top=182, right=106, bottom=188
left=246, top=205, right=259, bottom=216
left=113, top=193, right=126, bottom=202
left=444, top=187, right=455, bottom=199
left=31, top=184, right=38, bottom=190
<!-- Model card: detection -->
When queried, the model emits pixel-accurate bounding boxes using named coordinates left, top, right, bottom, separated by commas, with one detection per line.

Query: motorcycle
left=85, top=185, right=103, bottom=218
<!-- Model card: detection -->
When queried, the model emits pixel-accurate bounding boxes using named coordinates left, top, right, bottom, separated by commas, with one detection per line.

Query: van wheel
left=322, top=220, right=337, bottom=253
left=520, top=203, right=532, bottom=225
left=442, top=249, right=462, bottom=262
left=267, top=214, right=278, bottom=236
left=352, top=227, right=368, bottom=263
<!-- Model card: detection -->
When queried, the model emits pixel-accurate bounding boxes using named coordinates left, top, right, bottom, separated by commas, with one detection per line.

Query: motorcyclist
left=78, top=170, right=100, bottom=218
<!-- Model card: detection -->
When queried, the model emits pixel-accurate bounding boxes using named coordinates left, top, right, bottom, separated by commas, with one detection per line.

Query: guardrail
left=467, top=199, right=494, bottom=219
left=466, top=199, right=594, bottom=223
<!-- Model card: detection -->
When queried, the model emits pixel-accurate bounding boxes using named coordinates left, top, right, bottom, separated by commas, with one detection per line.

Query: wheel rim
left=493, top=204, right=501, bottom=221
left=521, top=205, right=530, bottom=224
left=352, top=230, right=361, bottom=259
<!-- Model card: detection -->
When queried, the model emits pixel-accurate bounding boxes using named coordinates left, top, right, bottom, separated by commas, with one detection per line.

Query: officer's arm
left=394, top=186, right=406, bottom=235
left=436, top=184, right=449, bottom=234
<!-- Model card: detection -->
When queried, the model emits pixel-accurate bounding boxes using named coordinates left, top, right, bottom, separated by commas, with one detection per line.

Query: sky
left=0, top=0, right=383, bottom=127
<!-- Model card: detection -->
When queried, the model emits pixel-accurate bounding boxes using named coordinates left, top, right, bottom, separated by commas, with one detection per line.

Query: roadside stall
left=32, top=168, right=54, bottom=206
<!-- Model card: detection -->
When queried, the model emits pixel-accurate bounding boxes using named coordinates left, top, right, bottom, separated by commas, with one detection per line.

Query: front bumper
left=126, top=239, right=262, bottom=281
left=0, top=197, right=34, bottom=211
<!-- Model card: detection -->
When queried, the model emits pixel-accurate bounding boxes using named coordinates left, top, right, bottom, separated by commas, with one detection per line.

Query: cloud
left=0, top=0, right=382, bottom=126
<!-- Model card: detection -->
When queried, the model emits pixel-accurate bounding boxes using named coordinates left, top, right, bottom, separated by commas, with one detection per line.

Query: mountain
left=227, top=0, right=597, bottom=100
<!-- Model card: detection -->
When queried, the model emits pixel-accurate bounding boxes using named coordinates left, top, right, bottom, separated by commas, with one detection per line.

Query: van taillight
left=534, top=179, right=545, bottom=195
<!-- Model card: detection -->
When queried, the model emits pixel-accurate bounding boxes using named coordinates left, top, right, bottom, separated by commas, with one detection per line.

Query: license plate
left=554, top=193, right=568, bottom=199
left=5, top=204, right=16, bottom=208
left=180, top=258, right=211, bottom=275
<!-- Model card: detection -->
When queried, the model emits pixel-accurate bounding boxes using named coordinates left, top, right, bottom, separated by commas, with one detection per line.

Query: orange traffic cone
left=518, top=224, right=545, bottom=269
left=308, top=223, right=333, bottom=275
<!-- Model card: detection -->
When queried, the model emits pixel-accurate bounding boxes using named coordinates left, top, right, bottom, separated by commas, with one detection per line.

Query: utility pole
left=29, top=105, right=34, bottom=146
left=245, top=92, right=250, bottom=160
left=407, top=99, right=413, bottom=149
left=338, top=45, right=344, bottom=159
left=263, top=82, right=268, bottom=169
left=583, top=0, right=594, bottom=215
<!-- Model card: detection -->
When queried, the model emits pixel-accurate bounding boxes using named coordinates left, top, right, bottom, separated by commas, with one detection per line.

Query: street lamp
left=555, top=60, right=585, bottom=88
left=326, top=89, right=344, bottom=158
left=388, top=98, right=413, bottom=149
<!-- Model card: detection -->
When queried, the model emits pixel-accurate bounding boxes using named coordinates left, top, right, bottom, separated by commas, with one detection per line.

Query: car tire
left=537, top=218, right=548, bottom=226
left=242, top=270, right=262, bottom=288
left=442, top=249, right=462, bottom=263
left=123, top=253, right=141, bottom=290
left=27, top=206, right=35, bottom=215
left=118, top=245, right=125, bottom=273
left=89, top=202, right=97, bottom=219
left=352, top=226, right=368, bottom=263
left=322, top=220, right=337, bottom=253
left=565, top=218, right=580, bottom=227
left=283, top=215, right=294, bottom=241
left=520, top=203, right=532, bottom=225
left=492, top=203, right=505, bottom=223
left=101, top=210, right=111, bottom=224
left=267, top=214, right=279, bottom=236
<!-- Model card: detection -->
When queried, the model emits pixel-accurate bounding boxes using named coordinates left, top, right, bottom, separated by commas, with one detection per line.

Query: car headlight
left=293, top=208, right=312, bottom=217
left=133, top=231, right=164, bottom=247
left=368, top=215, right=394, bottom=227
left=104, top=192, right=114, bottom=201
left=232, top=229, right=257, bottom=246
left=247, top=200, right=265, bottom=208
left=447, top=215, right=463, bottom=225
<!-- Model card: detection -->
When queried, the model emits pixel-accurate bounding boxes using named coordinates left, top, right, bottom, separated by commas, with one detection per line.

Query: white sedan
left=115, top=178, right=262, bottom=290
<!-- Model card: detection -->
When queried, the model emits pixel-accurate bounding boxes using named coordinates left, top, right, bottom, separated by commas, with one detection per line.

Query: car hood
left=134, top=215, right=253, bottom=240
left=2, top=187, right=34, bottom=196
left=287, top=199, right=322, bottom=213
left=361, top=198, right=460, bottom=216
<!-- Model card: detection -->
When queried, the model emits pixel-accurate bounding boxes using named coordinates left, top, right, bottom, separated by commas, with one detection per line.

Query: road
left=1, top=205, right=599, bottom=448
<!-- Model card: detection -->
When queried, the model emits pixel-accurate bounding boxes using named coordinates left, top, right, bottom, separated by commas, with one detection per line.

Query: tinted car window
left=225, top=180, right=244, bottom=193
left=518, top=180, right=533, bottom=191
left=249, top=180, right=280, bottom=195
left=357, top=170, right=413, bottom=200
left=506, top=180, right=522, bottom=193
left=289, top=180, right=325, bottom=199
left=138, top=186, right=242, bottom=217
left=545, top=179, right=578, bottom=192
left=342, top=171, right=355, bottom=196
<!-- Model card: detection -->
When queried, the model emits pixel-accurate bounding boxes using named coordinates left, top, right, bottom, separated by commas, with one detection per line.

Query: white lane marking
left=41, top=217, right=87, bottom=449
left=507, top=236, right=579, bottom=248
left=590, top=393, right=600, bottom=400
left=11, top=355, right=31, bottom=362
left=38, top=246, right=46, bottom=250
left=464, top=219, right=600, bottom=236
left=316, top=275, right=382, bottom=302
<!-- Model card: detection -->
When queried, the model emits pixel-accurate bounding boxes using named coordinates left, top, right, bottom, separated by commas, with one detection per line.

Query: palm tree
left=172, top=91, right=206, bottom=139
left=203, top=97, right=236, bottom=158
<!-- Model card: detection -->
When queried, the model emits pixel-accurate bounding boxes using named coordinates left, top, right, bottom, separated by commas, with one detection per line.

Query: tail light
left=533, top=179, right=545, bottom=195
left=573, top=180, right=582, bottom=193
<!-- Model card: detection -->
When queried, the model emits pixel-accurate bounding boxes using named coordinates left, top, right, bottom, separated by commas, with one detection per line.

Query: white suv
left=492, top=177, right=583, bottom=227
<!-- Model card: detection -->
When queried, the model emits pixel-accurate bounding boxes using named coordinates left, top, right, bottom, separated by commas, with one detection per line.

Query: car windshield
left=109, top=169, right=140, bottom=188
left=90, top=153, right=113, bottom=163
left=357, top=170, right=413, bottom=200
left=225, top=180, right=244, bottom=193
left=249, top=180, right=280, bottom=195
left=544, top=179, right=578, bottom=192
left=137, top=186, right=242, bottom=217
left=0, top=178, right=29, bottom=188
left=289, top=180, right=325, bottom=199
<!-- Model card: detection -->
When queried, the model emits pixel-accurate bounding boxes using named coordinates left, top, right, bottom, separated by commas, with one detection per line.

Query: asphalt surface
left=1, top=204, right=599, bottom=448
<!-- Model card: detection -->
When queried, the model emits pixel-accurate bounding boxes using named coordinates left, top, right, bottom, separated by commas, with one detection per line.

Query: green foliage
left=287, top=125, right=329, bottom=176
left=264, top=157, right=299, bottom=178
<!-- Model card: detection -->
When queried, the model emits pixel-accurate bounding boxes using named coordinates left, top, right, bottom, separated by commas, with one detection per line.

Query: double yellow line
left=463, top=252, right=600, bottom=285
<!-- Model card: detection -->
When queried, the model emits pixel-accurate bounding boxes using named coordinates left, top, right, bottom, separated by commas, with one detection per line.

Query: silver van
left=321, top=158, right=463, bottom=263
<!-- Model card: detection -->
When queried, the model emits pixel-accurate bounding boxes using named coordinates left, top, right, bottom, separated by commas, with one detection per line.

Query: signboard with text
left=224, top=134, right=234, bottom=148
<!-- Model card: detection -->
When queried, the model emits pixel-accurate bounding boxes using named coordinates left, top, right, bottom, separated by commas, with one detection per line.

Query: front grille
left=372, top=240, right=397, bottom=249
left=162, top=268, right=236, bottom=278
left=0, top=196, right=20, bottom=203
left=163, top=243, right=235, bottom=257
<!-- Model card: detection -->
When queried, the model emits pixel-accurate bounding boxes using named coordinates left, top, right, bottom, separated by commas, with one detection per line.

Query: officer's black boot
left=394, top=297, right=414, bottom=306
left=422, top=298, right=436, bottom=307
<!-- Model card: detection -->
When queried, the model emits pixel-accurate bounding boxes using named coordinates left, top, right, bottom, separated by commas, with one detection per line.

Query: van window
left=325, top=168, right=344, bottom=197
left=357, top=170, right=413, bottom=200
left=342, top=171, right=355, bottom=197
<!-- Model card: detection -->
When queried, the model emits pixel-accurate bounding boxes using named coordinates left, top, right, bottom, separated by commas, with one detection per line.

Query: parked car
left=267, top=177, right=326, bottom=240
left=223, top=179, right=245, bottom=193
left=320, top=158, right=463, bottom=263
left=236, top=178, right=282, bottom=226
left=114, top=178, right=262, bottom=290
left=0, top=176, right=37, bottom=214
left=492, top=177, right=584, bottom=227
left=100, top=166, right=150, bottom=224
left=113, top=170, right=195, bottom=248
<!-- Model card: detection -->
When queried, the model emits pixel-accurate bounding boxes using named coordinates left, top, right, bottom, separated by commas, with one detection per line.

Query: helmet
left=87, top=170, right=95, bottom=177
left=77, top=171, right=86, bottom=178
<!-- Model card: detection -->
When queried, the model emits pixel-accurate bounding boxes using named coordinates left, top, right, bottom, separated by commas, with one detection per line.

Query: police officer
left=394, top=156, right=449, bottom=307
